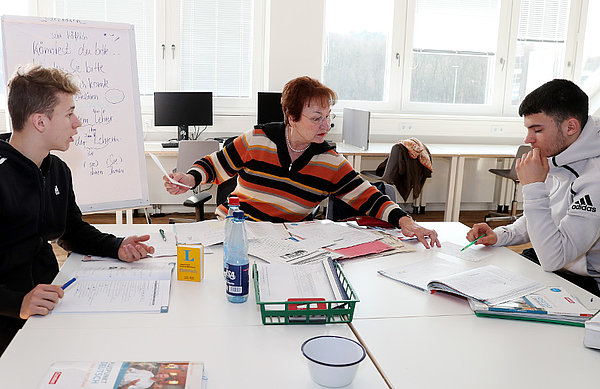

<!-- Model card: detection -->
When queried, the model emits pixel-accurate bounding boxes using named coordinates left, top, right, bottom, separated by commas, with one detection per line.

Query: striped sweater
left=188, top=122, right=408, bottom=225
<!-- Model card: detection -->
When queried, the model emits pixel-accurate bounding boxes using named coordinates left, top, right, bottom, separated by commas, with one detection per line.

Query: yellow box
left=177, top=244, right=204, bottom=282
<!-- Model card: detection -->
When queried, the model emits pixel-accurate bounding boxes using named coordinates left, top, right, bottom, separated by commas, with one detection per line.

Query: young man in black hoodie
left=0, top=65, right=154, bottom=354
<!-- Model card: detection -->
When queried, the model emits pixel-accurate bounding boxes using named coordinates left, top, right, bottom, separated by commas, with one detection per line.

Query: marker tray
left=252, top=262, right=359, bottom=325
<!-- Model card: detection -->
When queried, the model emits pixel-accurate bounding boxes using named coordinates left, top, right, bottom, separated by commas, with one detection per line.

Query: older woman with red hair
left=164, top=76, right=439, bottom=248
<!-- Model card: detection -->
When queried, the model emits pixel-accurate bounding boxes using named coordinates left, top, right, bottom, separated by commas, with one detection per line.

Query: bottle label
left=225, top=263, right=249, bottom=296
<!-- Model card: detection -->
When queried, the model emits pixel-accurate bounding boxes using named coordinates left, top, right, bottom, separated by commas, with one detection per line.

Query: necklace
left=286, top=126, right=309, bottom=153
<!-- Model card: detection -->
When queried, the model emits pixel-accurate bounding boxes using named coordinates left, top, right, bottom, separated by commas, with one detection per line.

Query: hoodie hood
left=552, top=115, right=600, bottom=167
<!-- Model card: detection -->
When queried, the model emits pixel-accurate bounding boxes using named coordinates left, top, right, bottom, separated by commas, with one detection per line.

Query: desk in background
left=337, top=143, right=519, bottom=222
left=145, top=141, right=520, bottom=222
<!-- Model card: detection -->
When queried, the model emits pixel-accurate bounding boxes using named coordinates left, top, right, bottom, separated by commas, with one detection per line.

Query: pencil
left=460, top=234, right=486, bottom=251
left=61, top=277, right=76, bottom=290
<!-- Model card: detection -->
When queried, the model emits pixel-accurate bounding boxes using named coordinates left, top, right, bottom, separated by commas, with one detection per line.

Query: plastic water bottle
left=225, top=210, right=249, bottom=303
left=222, top=196, right=240, bottom=275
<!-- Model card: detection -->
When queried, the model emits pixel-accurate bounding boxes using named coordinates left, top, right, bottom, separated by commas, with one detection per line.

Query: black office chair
left=326, top=182, right=396, bottom=222
left=485, top=145, right=531, bottom=223
left=360, top=141, right=431, bottom=214
left=216, top=137, right=238, bottom=207
left=169, top=140, right=219, bottom=223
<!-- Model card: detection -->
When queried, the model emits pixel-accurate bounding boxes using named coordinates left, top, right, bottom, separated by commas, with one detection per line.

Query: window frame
left=325, top=0, right=593, bottom=117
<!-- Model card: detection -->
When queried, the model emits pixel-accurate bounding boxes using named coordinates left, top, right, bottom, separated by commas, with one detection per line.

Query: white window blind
left=510, top=0, right=570, bottom=105
left=517, top=0, right=569, bottom=42
left=179, top=0, right=252, bottom=98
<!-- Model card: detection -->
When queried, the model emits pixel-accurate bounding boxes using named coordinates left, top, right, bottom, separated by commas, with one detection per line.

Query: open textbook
left=52, top=259, right=174, bottom=314
left=37, top=361, right=205, bottom=389
left=469, top=286, right=594, bottom=326
left=378, top=258, right=544, bottom=306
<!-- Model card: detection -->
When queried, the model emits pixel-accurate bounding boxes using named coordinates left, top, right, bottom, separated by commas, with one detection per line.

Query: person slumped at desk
left=0, top=65, right=154, bottom=355
left=163, top=75, right=439, bottom=249
left=467, top=79, right=600, bottom=296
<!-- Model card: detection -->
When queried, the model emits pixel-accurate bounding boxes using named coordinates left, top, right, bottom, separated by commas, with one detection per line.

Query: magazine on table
left=37, top=361, right=206, bottom=388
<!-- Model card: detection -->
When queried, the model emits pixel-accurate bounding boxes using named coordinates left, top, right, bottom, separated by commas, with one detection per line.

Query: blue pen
left=61, top=277, right=76, bottom=290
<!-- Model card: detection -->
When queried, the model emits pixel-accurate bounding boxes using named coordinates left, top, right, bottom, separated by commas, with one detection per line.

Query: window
left=179, top=0, right=253, bottom=98
left=322, top=0, right=394, bottom=102
left=0, top=3, right=31, bottom=97
left=322, top=0, right=585, bottom=116
left=54, top=0, right=156, bottom=95
left=508, top=0, right=570, bottom=106
left=580, top=0, right=600, bottom=92
left=51, top=0, right=260, bottom=107
left=408, top=0, right=501, bottom=105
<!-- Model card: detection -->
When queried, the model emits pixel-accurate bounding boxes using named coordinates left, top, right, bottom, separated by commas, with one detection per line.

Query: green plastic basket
left=253, top=262, right=359, bottom=325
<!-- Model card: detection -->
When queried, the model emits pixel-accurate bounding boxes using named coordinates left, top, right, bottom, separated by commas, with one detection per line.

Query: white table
left=5, top=222, right=598, bottom=388
left=352, top=315, right=600, bottom=389
left=341, top=222, right=600, bottom=320
left=341, top=222, right=600, bottom=388
left=1, top=224, right=386, bottom=388
left=2, top=325, right=384, bottom=388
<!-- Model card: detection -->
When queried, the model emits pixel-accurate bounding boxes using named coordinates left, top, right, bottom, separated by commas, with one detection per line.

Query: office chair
left=360, top=141, right=431, bottom=214
left=485, top=145, right=531, bottom=223
left=169, top=140, right=219, bottom=223
left=326, top=182, right=396, bottom=222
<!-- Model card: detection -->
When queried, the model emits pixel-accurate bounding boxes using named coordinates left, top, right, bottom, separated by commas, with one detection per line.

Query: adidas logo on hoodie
left=572, top=194, right=596, bottom=212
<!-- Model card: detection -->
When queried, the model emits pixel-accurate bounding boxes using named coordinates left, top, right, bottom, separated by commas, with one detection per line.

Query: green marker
left=159, top=228, right=167, bottom=242
left=460, top=233, right=486, bottom=251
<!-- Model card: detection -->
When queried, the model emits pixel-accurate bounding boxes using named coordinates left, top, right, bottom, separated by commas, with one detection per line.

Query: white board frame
left=1, top=15, right=149, bottom=213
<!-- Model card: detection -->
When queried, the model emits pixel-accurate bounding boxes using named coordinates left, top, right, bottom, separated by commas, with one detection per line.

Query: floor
left=52, top=209, right=530, bottom=268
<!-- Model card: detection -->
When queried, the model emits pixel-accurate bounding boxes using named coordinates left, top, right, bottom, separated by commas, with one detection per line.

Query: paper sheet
left=249, top=237, right=341, bottom=264
left=52, top=262, right=174, bottom=314
left=148, top=152, right=192, bottom=188
left=148, top=230, right=177, bottom=257
left=433, top=241, right=493, bottom=262
left=285, top=220, right=381, bottom=249
left=256, top=260, right=343, bottom=302
left=245, top=221, right=291, bottom=240
left=174, top=219, right=225, bottom=246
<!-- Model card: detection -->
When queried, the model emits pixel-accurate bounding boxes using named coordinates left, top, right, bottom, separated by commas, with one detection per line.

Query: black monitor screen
left=154, top=92, right=213, bottom=127
left=257, top=92, right=284, bottom=125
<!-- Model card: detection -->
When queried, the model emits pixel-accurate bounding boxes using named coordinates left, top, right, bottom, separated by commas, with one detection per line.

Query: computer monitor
left=154, top=92, right=213, bottom=141
left=342, top=108, right=370, bottom=150
left=257, top=92, right=284, bottom=125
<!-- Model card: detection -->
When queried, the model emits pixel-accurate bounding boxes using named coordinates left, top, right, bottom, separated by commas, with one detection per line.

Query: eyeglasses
left=302, top=113, right=336, bottom=125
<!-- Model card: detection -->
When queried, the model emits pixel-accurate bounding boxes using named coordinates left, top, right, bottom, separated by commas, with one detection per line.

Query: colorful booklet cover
left=37, top=361, right=205, bottom=388
left=469, top=286, right=594, bottom=326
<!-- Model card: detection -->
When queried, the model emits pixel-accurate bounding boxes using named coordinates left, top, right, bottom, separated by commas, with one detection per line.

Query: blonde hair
left=7, top=64, right=79, bottom=131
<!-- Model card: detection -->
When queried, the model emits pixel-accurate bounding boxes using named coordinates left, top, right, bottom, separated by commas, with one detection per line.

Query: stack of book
left=469, top=286, right=594, bottom=327
left=584, top=310, right=600, bottom=348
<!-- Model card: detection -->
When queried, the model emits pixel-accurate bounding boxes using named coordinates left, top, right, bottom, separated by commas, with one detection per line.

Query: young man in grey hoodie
left=467, top=79, right=600, bottom=295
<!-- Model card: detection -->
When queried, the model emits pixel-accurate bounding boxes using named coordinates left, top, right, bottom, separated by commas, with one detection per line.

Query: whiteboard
left=1, top=15, right=149, bottom=212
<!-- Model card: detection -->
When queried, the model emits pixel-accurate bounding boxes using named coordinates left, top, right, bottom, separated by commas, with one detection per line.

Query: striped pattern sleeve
left=328, top=156, right=408, bottom=226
